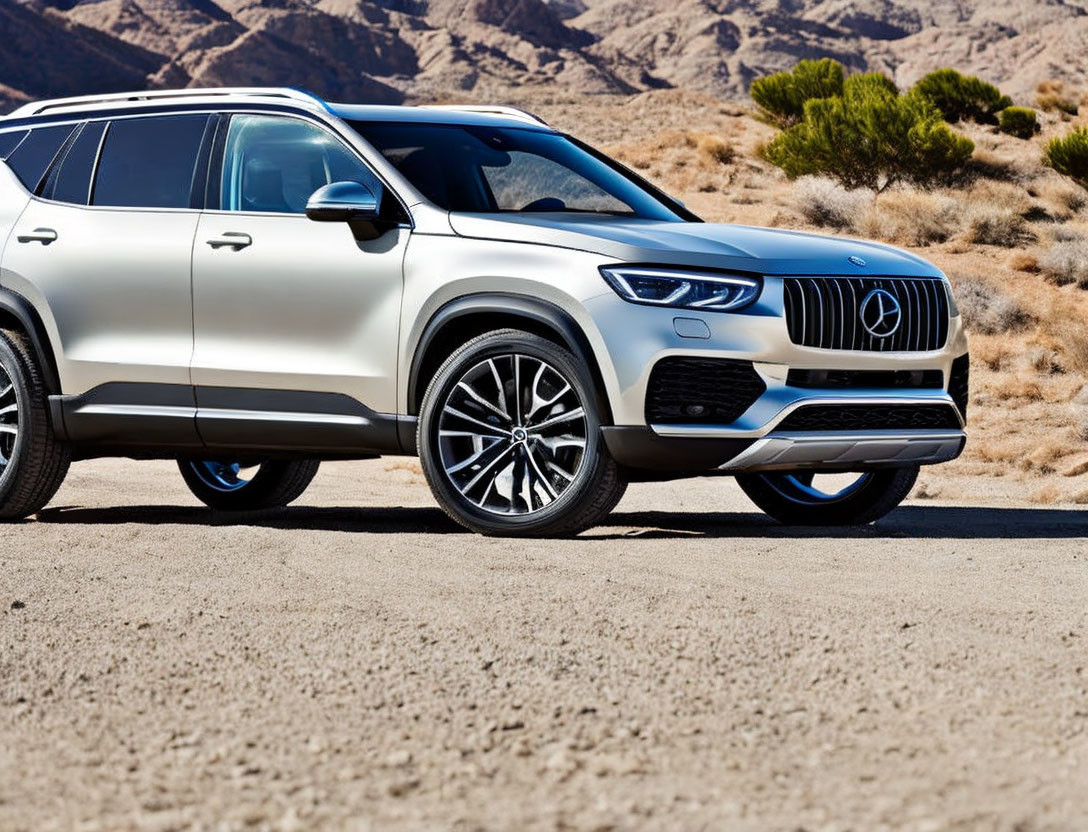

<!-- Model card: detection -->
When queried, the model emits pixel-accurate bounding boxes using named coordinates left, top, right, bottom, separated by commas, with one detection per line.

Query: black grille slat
left=783, top=276, right=949, bottom=352
left=646, top=358, right=766, bottom=425
left=777, top=404, right=962, bottom=432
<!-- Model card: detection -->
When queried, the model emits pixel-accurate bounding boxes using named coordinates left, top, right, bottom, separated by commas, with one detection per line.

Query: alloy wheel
left=436, top=354, right=588, bottom=515
left=0, top=364, right=18, bottom=478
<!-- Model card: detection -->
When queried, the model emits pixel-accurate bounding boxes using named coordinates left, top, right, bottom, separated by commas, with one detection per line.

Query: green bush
left=762, top=74, right=974, bottom=190
left=751, top=58, right=844, bottom=128
left=1045, top=127, right=1088, bottom=187
left=913, top=68, right=1012, bottom=124
left=998, top=106, right=1039, bottom=139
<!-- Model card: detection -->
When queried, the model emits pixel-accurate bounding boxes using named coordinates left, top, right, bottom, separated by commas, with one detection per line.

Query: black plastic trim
left=408, top=293, right=611, bottom=422
left=50, top=383, right=410, bottom=459
left=601, top=426, right=754, bottom=474
left=0, top=289, right=61, bottom=393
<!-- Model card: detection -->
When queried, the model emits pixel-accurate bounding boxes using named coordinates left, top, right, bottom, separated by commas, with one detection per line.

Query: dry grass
left=951, top=276, right=1031, bottom=334
left=695, top=134, right=734, bottom=166
left=964, top=208, right=1037, bottom=247
left=1038, top=237, right=1088, bottom=287
left=1075, top=385, right=1088, bottom=440
left=1009, top=252, right=1039, bottom=272
left=1036, top=80, right=1080, bottom=115
left=791, top=176, right=872, bottom=228
left=856, top=187, right=959, bottom=246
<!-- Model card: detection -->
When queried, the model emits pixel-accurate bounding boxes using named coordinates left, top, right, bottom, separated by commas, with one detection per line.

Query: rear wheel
left=0, top=330, right=71, bottom=520
left=178, top=458, right=319, bottom=511
left=735, top=466, right=919, bottom=526
left=418, top=329, right=626, bottom=537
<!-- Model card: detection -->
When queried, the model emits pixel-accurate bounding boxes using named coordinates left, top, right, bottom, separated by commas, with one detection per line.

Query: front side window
left=92, top=115, right=208, bottom=209
left=351, top=122, right=690, bottom=221
left=219, top=114, right=382, bottom=214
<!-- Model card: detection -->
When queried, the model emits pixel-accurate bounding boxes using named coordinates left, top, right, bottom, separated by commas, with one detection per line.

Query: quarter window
left=219, top=115, right=382, bottom=214
left=5, top=124, right=76, bottom=192
left=92, top=115, right=209, bottom=209
left=41, top=121, right=107, bottom=205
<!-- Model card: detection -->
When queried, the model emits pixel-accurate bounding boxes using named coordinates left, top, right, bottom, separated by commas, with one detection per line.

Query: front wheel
left=735, top=466, right=919, bottom=526
left=418, top=329, right=626, bottom=537
left=178, top=458, right=320, bottom=511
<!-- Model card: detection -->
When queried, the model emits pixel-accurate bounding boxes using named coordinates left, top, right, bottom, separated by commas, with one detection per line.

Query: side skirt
left=50, top=383, right=416, bottom=461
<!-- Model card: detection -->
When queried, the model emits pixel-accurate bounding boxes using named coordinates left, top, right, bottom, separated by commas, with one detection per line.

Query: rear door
left=4, top=114, right=211, bottom=444
left=5, top=114, right=209, bottom=393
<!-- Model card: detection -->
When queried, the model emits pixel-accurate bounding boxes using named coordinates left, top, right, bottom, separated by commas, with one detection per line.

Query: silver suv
left=0, top=87, right=968, bottom=536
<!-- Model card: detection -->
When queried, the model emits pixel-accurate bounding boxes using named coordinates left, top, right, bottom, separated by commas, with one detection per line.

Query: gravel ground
left=2, top=458, right=1087, bottom=832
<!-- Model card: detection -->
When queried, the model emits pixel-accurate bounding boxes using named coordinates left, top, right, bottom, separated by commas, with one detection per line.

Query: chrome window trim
left=8, top=105, right=415, bottom=225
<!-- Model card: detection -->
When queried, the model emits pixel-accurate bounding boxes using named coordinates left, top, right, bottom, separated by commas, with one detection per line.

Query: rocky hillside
left=3, top=0, right=1088, bottom=111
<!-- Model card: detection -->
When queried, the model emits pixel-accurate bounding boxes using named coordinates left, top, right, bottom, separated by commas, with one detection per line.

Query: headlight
left=944, top=280, right=960, bottom=317
left=600, top=266, right=761, bottom=312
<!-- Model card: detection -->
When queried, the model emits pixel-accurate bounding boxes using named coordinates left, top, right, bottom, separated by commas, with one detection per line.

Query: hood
left=448, top=213, right=943, bottom=278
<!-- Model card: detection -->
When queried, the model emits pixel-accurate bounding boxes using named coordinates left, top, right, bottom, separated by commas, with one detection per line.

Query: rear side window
left=41, top=121, right=107, bottom=205
left=4, top=124, right=76, bottom=191
left=92, top=115, right=209, bottom=209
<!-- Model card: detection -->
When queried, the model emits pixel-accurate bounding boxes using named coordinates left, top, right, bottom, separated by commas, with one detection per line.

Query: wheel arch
left=0, top=288, right=60, bottom=394
left=407, top=293, right=613, bottom=425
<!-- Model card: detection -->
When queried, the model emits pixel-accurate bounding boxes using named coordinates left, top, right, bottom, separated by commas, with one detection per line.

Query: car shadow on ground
left=34, top=503, right=1086, bottom=540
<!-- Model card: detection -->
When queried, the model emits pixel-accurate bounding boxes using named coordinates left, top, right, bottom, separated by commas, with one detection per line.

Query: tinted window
left=220, top=114, right=382, bottom=214
left=41, top=121, right=106, bottom=205
left=5, top=124, right=76, bottom=191
left=352, top=122, right=687, bottom=221
left=93, top=115, right=208, bottom=209
left=0, top=130, right=29, bottom=160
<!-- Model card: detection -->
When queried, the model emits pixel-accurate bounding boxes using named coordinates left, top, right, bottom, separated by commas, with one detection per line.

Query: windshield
left=349, top=122, right=692, bottom=221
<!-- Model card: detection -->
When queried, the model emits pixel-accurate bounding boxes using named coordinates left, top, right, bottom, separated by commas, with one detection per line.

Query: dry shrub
left=1037, top=79, right=1079, bottom=115
left=964, top=208, right=1037, bottom=247
left=1039, top=238, right=1088, bottom=287
left=1075, top=385, right=1088, bottom=440
left=1029, top=485, right=1062, bottom=503
left=856, top=187, right=959, bottom=245
left=951, top=276, right=1031, bottom=334
left=1023, top=344, right=1063, bottom=374
left=1035, top=178, right=1086, bottom=219
left=967, top=147, right=1023, bottom=182
left=968, top=335, right=1015, bottom=371
left=695, top=134, right=734, bottom=166
left=791, top=176, right=873, bottom=228
left=988, top=374, right=1045, bottom=401
left=967, top=179, right=1033, bottom=214
left=1009, top=252, right=1039, bottom=272
left=1024, top=441, right=1068, bottom=474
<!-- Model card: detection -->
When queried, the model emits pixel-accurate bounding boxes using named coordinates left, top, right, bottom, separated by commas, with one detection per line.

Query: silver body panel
left=0, top=89, right=968, bottom=471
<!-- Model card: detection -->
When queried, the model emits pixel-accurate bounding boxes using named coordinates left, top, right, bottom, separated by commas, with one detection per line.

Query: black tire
left=735, top=466, right=919, bottom=526
left=418, top=329, right=626, bottom=537
left=0, top=329, right=71, bottom=520
left=177, top=458, right=320, bottom=511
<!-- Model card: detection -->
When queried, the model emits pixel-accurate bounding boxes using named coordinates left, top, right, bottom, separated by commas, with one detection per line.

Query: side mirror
left=306, top=181, right=379, bottom=222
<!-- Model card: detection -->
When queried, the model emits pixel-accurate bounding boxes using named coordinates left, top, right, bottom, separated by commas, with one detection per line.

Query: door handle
left=206, top=232, right=252, bottom=250
left=17, top=228, right=58, bottom=245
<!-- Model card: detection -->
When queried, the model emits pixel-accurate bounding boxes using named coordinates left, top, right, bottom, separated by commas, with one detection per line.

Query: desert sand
left=2, top=457, right=1087, bottom=831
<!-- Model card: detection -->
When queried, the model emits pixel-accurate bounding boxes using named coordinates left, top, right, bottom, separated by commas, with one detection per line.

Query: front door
left=191, top=113, right=408, bottom=451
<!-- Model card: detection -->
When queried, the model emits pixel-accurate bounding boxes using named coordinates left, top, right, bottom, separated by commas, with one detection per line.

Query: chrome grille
left=783, top=276, right=950, bottom=352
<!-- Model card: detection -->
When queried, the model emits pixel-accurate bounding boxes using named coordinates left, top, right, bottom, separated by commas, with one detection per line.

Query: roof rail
left=6, top=87, right=330, bottom=119
left=419, top=104, right=549, bottom=126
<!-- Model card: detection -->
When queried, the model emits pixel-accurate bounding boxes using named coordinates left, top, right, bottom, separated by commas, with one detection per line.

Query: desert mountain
left=3, top=0, right=1088, bottom=112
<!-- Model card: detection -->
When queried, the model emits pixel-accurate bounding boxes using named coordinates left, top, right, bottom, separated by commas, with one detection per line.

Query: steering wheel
left=520, top=197, right=567, bottom=212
